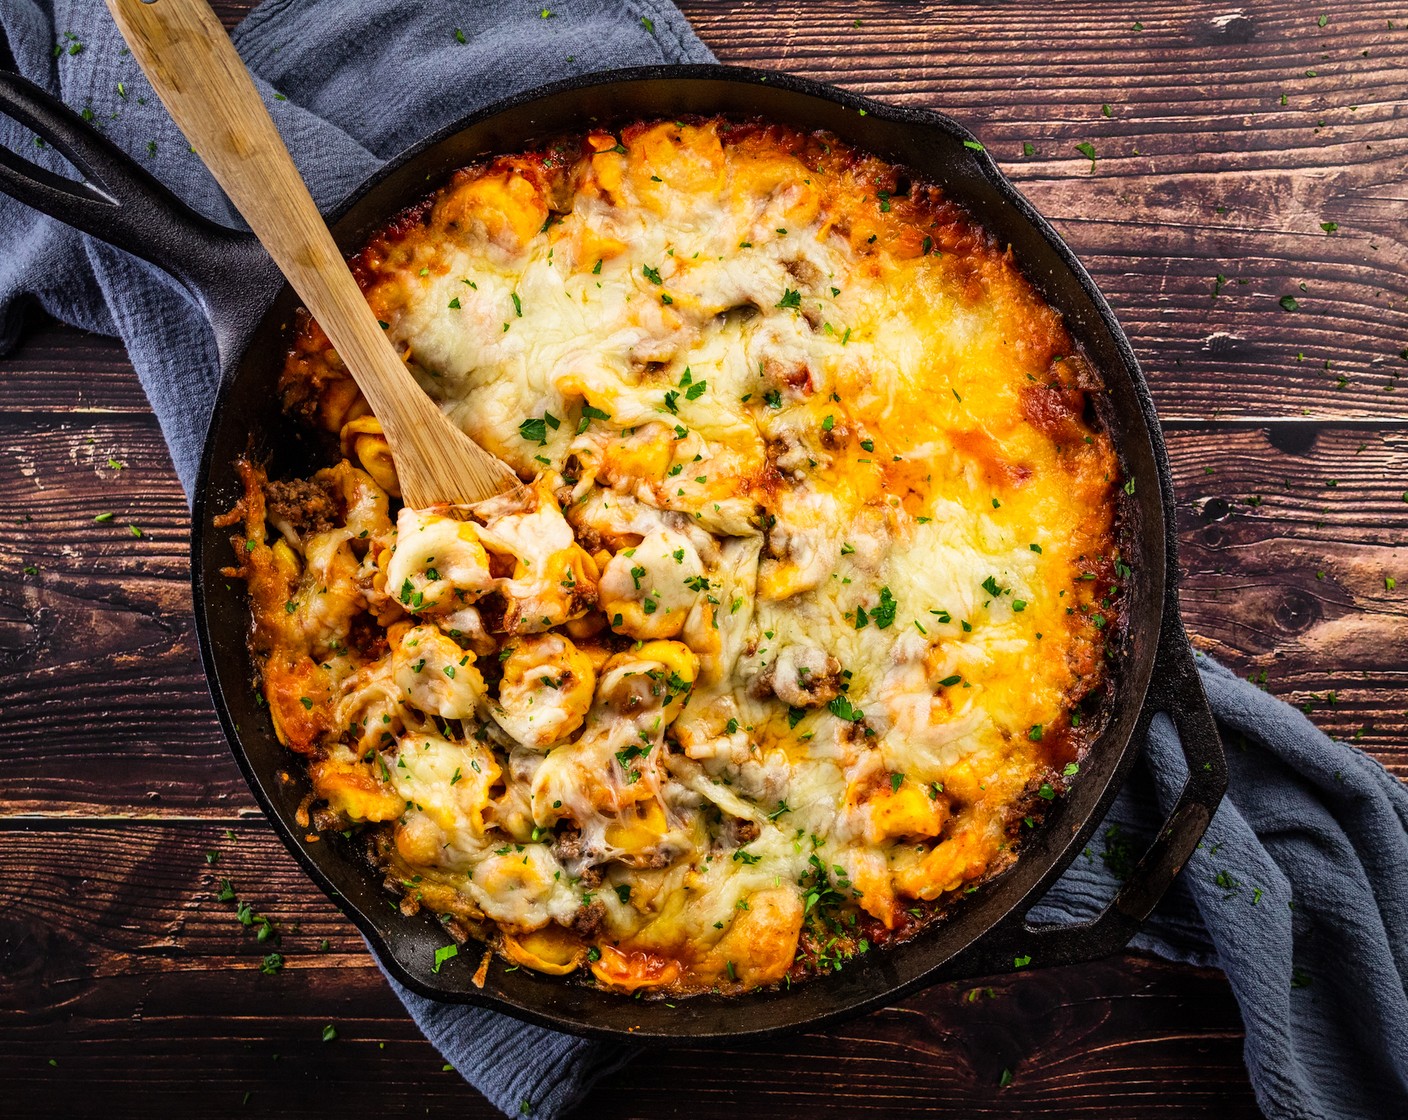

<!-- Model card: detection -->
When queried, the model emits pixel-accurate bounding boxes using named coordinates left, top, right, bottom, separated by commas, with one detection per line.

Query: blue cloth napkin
left=2, top=4, right=1405, bottom=1119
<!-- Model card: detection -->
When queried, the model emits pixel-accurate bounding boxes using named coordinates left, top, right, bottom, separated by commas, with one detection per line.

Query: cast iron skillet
left=0, top=64, right=1227, bottom=1042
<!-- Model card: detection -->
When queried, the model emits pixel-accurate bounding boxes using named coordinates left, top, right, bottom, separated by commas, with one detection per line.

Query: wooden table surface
left=3, top=2, right=1405, bottom=1116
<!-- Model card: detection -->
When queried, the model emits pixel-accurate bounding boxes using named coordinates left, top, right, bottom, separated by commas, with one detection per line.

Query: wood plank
left=1, top=414, right=1402, bottom=818
left=4, top=1, right=1407, bottom=424
left=675, top=0, right=1408, bottom=422
left=0, top=821, right=1260, bottom=1118
left=1172, top=426, right=1408, bottom=758
left=0, top=414, right=228, bottom=815
left=0, top=316, right=154, bottom=415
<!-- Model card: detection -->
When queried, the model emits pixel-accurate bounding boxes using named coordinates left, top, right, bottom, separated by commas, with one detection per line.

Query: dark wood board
left=0, top=822, right=1257, bottom=1117
left=4, top=1, right=1407, bottom=1117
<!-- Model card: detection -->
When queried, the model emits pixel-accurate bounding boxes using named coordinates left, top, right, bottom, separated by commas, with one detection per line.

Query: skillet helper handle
left=105, top=0, right=519, bottom=506
left=951, top=599, right=1228, bottom=977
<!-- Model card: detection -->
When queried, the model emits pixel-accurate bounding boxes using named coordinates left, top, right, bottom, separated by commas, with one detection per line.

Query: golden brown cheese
left=230, top=117, right=1126, bottom=996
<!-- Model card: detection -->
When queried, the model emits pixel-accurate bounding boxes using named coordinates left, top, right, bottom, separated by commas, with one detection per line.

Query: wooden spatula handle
left=105, top=0, right=518, bottom=506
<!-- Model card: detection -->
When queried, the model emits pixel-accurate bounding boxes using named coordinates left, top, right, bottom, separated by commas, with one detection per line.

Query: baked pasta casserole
left=220, top=117, right=1125, bottom=996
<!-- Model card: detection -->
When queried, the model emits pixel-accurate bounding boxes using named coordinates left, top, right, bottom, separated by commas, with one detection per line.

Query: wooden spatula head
left=106, top=0, right=522, bottom=507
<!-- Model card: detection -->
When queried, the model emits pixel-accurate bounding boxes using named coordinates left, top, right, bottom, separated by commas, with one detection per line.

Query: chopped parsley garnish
left=614, top=743, right=650, bottom=783
left=432, top=944, right=458, bottom=973
left=577, top=403, right=611, bottom=433
left=828, top=695, right=864, bottom=722
left=871, top=586, right=897, bottom=629
left=776, top=288, right=802, bottom=310
left=518, top=416, right=549, bottom=444
left=642, top=264, right=662, bottom=285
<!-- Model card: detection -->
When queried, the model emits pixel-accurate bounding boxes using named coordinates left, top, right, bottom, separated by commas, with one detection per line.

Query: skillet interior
left=193, top=66, right=1169, bottom=1041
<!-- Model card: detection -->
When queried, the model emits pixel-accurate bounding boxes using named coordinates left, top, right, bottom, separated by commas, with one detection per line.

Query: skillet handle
left=0, top=69, right=271, bottom=364
left=948, top=597, right=1228, bottom=977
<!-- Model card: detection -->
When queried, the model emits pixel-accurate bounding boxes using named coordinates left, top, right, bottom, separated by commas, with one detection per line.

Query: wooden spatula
left=106, top=0, right=522, bottom=508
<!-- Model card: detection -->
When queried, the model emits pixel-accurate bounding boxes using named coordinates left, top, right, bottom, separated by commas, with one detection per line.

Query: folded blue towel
left=2, top=3, right=1404, bottom=1119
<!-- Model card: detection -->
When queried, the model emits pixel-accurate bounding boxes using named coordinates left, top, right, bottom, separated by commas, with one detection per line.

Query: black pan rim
left=190, top=62, right=1182, bottom=1042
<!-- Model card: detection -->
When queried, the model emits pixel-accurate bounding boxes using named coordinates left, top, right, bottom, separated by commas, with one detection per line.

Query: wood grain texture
left=4, top=0, right=1407, bottom=1116
left=1, top=414, right=1399, bottom=818
left=0, top=823, right=1260, bottom=1118
left=682, top=0, right=1408, bottom=422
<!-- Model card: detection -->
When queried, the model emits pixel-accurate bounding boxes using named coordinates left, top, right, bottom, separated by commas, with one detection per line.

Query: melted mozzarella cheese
left=258, top=117, right=1123, bottom=996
